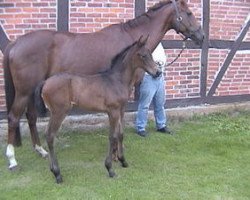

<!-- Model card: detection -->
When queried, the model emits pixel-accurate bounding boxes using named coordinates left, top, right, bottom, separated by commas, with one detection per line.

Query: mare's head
left=128, top=36, right=161, bottom=78
left=171, top=0, right=204, bottom=45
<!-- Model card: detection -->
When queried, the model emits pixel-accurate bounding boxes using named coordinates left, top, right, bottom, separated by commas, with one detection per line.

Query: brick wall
left=0, top=0, right=250, bottom=112
left=208, top=0, right=250, bottom=97
left=70, top=0, right=134, bottom=33
left=0, top=0, right=58, bottom=111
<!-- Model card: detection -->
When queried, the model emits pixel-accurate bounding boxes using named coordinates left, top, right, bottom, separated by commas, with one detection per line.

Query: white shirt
left=152, top=42, right=167, bottom=69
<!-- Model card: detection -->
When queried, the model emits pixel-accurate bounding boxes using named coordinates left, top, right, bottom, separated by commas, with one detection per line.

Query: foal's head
left=126, top=36, right=161, bottom=78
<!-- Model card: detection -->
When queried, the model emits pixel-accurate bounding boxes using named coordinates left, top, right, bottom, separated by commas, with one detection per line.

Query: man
left=135, top=42, right=172, bottom=137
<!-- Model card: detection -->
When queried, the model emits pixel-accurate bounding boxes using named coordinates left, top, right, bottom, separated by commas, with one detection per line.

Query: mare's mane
left=148, top=0, right=173, bottom=12
left=122, top=0, right=173, bottom=30
left=99, top=41, right=138, bottom=74
left=111, top=41, right=137, bottom=67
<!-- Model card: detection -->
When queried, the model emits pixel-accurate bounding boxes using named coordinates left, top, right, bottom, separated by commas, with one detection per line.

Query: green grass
left=1, top=110, right=250, bottom=200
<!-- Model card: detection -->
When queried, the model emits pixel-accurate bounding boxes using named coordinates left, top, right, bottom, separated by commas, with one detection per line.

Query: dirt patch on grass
left=1, top=102, right=250, bottom=140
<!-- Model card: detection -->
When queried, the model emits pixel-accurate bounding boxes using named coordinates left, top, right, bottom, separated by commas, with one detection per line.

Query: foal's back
left=42, top=72, right=128, bottom=114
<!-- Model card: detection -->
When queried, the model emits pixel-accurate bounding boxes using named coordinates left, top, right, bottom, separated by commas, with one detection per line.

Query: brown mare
left=35, top=37, right=160, bottom=183
left=4, top=0, right=204, bottom=170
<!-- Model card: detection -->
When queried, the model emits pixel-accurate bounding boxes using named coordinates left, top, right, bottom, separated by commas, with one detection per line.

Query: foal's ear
left=138, top=35, right=149, bottom=47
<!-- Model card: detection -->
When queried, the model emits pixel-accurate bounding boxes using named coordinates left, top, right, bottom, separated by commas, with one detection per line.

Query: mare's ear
left=138, top=35, right=149, bottom=47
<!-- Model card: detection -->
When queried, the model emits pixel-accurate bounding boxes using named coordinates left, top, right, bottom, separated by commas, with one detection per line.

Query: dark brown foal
left=35, top=36, right=161, bottom=183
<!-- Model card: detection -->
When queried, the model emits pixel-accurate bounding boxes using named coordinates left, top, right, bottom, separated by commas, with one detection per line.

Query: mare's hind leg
left=46, top=112, right=66, bottom=184
left=26, top=99, right=48, bottom=158
left=6, top=94, right=29, bottom=169
left=14, top=126, right=22, bottom=147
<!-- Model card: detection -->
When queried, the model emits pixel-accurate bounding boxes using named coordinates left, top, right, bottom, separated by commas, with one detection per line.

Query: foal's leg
left=6, top=94, right=29, bottom=169
left=46, top=112, right=66, bottom=184
left=26, top=99, right=48, bottom=158
left=105, top=110, right=121, bottom=177
left=117, top=108, right=128, bottom=168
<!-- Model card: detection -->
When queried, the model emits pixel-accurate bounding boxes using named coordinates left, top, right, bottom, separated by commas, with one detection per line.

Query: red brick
left=0, top=0, right=249, bottom=112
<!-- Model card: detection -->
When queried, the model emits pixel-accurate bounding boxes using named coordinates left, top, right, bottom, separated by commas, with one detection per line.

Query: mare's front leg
left=6, top=94, right=29, bottom=170
left=46, top=112, right=66, bottom=184
left=26, top=99, right=48, bottom=158
left=105, top=110, right=122, bottom=177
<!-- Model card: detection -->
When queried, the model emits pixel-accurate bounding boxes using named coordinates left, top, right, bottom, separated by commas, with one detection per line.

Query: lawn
left=0, top=110, right=250, bottom=200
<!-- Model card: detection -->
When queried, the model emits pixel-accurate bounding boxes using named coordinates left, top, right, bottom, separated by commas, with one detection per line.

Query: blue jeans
left=135, top=74, right=166, bottom=132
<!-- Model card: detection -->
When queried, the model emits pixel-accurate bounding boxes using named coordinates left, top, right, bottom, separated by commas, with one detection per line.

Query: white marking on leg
left=35, top=144, right=48, bottom=158
left=6, top=144, right=17, bottom=169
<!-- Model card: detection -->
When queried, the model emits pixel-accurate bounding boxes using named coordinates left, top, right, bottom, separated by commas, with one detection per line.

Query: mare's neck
left=125, top=3, right=175, bottom=51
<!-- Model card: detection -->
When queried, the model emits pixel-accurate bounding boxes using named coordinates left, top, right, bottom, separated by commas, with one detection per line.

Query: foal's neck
left=114, top=59, right=138, bottom=90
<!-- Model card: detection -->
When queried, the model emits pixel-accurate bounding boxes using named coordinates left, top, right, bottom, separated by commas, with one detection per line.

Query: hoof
left=121, top=161, right=129, bottom=168
left=108, top=171, right=116, bottom=178
left=41, top=153, right=49, bottom=159
left=9, top=164, right=20, bottom=172
left=56, top=176, right=63, bottom=184
left=35, top=145, right=49, bottom=158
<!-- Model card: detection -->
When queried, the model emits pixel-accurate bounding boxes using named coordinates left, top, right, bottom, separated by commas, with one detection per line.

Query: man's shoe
left=157, top=127, right=173, bottom=134
left=136, top=130, right=148, bottom=137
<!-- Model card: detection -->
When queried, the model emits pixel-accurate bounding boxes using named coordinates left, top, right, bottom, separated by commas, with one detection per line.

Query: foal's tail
left=34, top=82, right=47, bottom=117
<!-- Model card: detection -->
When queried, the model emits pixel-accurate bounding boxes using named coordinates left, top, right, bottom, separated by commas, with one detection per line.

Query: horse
left=34, top=36, right=160, bottom=183
left=4, top=0, right=204, bottom=170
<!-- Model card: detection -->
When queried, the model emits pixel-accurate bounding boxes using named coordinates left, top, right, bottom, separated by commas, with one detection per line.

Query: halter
left=171, top=0, right=201, bottom=36
left=165, top=0, right=199, bottom=66
left=164, top=0, right=186, bottom=67
left=171, top=0, right=183, bottom=24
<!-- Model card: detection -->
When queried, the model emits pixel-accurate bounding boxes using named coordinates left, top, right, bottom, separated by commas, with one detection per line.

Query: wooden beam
left=134, top=0, right=146, bottom=100
left=209, top=40, right=250, bottom=50
left=135, top=0, right=146, bottom=17
left=162, top=40, right=250, bottom=50
left=0, top=24, right=10, bottom=53
left=200, top=0, right=210, bottom=98
left=207, top=14, right=250, bottom=96
left=1, top=94, right=250, bottom=119
left=126, top=94, right=250, bottom=110
left=57, top=0, right=69, bottom=31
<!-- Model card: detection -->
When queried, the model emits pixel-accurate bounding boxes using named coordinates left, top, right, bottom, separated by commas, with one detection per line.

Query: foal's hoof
left=56, top=176, right=63, bottom=184
left=121, top=161, right=129, bottom=168
left=108, top=171, right=116, bottom=178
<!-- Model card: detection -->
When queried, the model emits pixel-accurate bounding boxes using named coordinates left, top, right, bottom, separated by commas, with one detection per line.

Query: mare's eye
left=187, top=11, right=192, bottom=16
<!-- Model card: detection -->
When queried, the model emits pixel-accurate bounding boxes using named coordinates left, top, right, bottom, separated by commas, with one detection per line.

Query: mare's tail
left=3, top=42, right=24, bottom=146
left=34, top=82, right=47, bottom=117
left=3, top=42, right=15, bottom=115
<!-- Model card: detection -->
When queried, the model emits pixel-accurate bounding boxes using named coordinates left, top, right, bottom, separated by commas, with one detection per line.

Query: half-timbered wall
left=0, top=0, right=249, bottom=116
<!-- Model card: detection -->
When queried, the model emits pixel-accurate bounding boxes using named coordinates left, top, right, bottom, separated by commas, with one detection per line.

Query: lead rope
left=165, top=0, right=186, bottom=67
left=165, top=39, right=187, bottom=67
